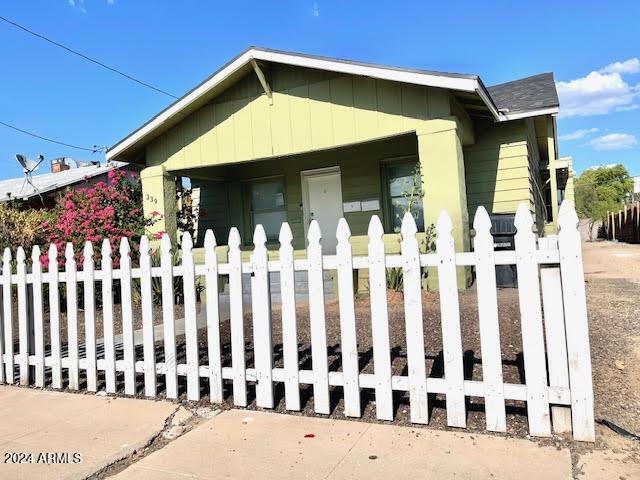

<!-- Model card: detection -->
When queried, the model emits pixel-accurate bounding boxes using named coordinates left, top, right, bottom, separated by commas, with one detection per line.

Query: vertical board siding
left=0, top=202, right=595, bottom=441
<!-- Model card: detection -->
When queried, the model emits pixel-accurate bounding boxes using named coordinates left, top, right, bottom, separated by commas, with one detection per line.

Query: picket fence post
left=119, top=238, right=136, bottom=396
left=204, top=230, right=223, bottom=403
left=160, top=234, right=178, bottom=399
left=102, top=240, right=117, bottom=393
left=367, top=216, right=393, bottom=421
left=558, top=201, right=595, bottom=442
left=436, top=211, right=466, bottom=428
left=514, top=204, right=551, bottom=437
left=16, top=247, right=29, bottom=386
left=1, top=249, right=12, bottom=384
left=139, top=236, right=156, bottom=397
left=251, top=225, right=274, bottom=408
left=228, top=227, right=247, bottom=406
left=307, top=221, right=330, bottom=414
left=336, top=219, right=361, bottom=417
left=31, top=246, right=44, bottom=388
left=182, top=232, right=200, bottom=401
left=83, top=242, right=97, bottom=392
left=472, top=207, right=506, bottom=432
left=48, top=244, right=61, bottom=389
left=65, top=243, right=79, bottom=391
left=400, top=212, right=428, bottom=424
left=279, top=223, right=300, bottom=411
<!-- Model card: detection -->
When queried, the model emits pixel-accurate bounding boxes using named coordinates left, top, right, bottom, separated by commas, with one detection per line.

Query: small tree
left=575, top=164, right=634, bottom=240
left=0, top=202, right=47, bottom=253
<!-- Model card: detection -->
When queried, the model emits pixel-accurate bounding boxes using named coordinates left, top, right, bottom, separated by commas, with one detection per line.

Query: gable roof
left=106, top=47, right=559, bottom=161
left=487, top=73, right=559, bottom=119
left=0, top=162, right=123, bottom=202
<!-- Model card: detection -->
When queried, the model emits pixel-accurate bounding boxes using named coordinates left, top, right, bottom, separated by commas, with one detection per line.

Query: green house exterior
left=107, top=47, right=574, bottom=289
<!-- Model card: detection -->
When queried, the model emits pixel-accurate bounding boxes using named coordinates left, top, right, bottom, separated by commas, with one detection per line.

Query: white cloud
left=587, top=133, right=638, bottom=151
left=68, top=0, right=86, bottom=13
left=107, top=0, right=115, bottom=4
left=311, top=2, right=320, bottom=17
left=559, top=128, right=599, bottom=141
left=600, top=58, right=640, bottom=75
left=615, top=104, right=640, bottom=112
left=557, top=59, right=640, bottom=117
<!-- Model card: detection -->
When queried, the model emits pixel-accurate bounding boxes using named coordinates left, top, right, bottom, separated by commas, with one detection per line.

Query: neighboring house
left=0, top=158, right=138, bottom=208
left=106, top=47, right=573, bottom=288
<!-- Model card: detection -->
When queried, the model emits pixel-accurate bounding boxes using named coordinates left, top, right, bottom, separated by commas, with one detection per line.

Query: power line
left=0, top=14, right=178, bottom=99
left=0, top=120, right=104, bottom=153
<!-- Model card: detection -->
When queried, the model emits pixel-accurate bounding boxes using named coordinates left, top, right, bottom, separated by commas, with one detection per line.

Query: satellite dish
left=15, top=154, right=45, bottom=204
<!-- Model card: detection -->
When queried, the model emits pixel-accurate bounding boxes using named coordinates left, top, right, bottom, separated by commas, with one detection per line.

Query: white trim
left=501, top=107, right=559, bottom=121
left=300, top=166, right=342, bottom=243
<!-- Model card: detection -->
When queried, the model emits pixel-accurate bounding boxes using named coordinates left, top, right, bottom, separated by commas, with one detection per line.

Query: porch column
left=417, top=118, right=471, bottom=290
left=140, top=165, right=177, bottom=243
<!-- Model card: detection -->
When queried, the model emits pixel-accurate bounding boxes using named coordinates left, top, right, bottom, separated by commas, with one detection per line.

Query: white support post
left=65, top=243, right=79, bottom=390
left=31, top=246, right=44, bottom=388
left=101, top=240, right=116, bottom=394
left=204, top=230, right=223, bottom=403
left=160, top=234, right=178, bottom=399
left=228, top=227, right=247, bottom=406
left=119, top=238, right=135, bottom=396
left=83, top=242, right=97, bottom=392
left=182, top=232, right=200, bottom=401
left=48, top=244, right=61, bottom=389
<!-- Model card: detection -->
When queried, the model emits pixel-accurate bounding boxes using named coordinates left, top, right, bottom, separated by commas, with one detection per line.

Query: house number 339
left=145, top=194, right=158, bottom=204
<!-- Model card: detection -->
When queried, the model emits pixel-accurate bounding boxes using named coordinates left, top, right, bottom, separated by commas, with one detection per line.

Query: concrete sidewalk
left=113, top=409, right=572, bottom=480
left=0, top=386, right=177, bottom=480
left=0, top=387, right=638, bottom=479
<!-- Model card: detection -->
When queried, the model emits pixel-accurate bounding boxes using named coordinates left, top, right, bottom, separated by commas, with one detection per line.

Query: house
left=0, top=158, right=139, bottom=208
left=106, top=47, right=574, bottom=289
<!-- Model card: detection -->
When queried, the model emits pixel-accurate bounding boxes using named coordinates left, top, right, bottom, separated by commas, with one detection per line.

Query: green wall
left=192, top=135, right=418, bottom=249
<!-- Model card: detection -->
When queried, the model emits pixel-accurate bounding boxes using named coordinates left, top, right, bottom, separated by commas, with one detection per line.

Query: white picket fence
left=0, top=201, right=595, bottom=441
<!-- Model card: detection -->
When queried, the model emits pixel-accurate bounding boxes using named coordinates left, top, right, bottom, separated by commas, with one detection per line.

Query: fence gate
left=0, top=201, right=595, bottom=441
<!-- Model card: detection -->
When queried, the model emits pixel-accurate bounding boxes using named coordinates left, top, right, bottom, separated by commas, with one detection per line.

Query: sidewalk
left=113, top=409, right=571, bottom=480
left=0, top=386, right=177, bottom=480
left=0, top=386, right=638, bottom=479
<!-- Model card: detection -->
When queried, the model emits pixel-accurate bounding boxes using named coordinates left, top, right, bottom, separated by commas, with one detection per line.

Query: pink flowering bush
left=41, top=169, right=154, bottom=268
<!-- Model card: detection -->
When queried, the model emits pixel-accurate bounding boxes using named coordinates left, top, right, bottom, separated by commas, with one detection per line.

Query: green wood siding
left=464, top=119, right=535, bottom=219
left=192, top=135, right=417, bottom=248
left=146, top=64, right=450, bottom=171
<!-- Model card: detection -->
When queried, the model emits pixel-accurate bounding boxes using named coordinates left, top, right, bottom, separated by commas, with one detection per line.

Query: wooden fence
left=605, top=202, right=640, bottom=243
left=0, top=201, right=595, bottom=441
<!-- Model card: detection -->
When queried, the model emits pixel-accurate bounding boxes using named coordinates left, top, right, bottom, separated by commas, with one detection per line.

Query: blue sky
left=0, top=0, right=638, bottom=180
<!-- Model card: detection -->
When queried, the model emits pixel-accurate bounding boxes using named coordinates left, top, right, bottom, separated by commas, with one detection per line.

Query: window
left=248, top=178, right=286, bottom=241
left=386, top=160, right=424, bottom=232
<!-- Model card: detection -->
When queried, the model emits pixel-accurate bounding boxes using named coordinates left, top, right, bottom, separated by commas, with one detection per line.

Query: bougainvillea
left=41, top=169, right=154, bottom=268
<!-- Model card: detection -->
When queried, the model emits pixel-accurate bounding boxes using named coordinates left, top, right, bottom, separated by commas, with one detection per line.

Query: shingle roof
left=0, top=162, right=123, bottom=202
left=487, top=72, right=559, bottom=114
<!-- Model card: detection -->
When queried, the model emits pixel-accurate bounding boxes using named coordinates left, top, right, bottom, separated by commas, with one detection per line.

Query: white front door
left=303, top=168, right=343, bottom=254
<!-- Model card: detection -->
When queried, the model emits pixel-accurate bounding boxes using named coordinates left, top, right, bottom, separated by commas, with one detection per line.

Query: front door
left=303, top=168, right=343, bottom=254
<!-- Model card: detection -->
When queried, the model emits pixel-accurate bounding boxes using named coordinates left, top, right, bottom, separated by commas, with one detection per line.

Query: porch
left=143, top=131, right=470, bottom=291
